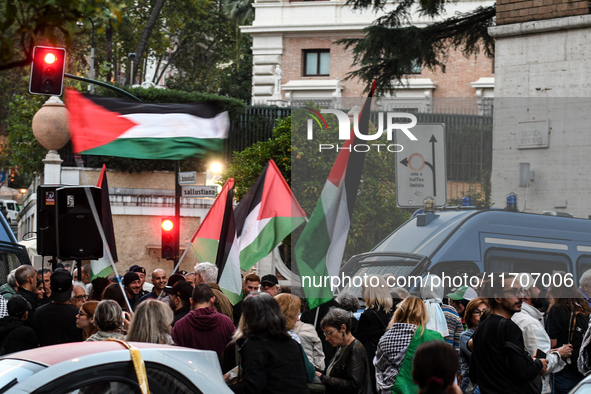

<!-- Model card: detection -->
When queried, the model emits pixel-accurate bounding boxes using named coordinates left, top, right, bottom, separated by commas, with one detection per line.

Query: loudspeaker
left=56, top=186, right=103, bottom=260
left=37, top=185, right=61, bottom=257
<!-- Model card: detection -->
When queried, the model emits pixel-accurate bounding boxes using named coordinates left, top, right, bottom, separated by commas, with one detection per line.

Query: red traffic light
left=162, top=219, right=174, bottom=231
left=29, top=46, right=66, bottom=96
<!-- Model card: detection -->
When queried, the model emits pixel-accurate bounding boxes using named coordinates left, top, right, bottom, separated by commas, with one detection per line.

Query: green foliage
left=0, top=0, right=123, bottom=71
left=336, top=0, right=496, bottom=94
left=0, top=95, right=46, bottom=187
left=221, top=116, right=291, bottom=200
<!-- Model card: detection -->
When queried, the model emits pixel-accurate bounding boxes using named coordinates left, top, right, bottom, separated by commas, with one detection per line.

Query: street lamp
left=78, top=17, right=95, bottom=94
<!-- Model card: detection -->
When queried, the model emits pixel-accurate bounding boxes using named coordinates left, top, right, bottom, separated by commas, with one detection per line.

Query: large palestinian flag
left=66, top=89, right=229, bottom=160
left=233, top=160, right=307, bottom=273
left=294, top=81, right=376, bottom=309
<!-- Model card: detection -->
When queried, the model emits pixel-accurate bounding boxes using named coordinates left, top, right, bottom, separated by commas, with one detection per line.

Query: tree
left=0, top=0, right=123, bottom=71
left=337, top=0, right=496, bottom=93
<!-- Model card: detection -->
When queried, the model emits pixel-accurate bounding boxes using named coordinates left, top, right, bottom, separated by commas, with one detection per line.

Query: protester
left=76, top=300, right=99, bottom=340
left=294, top=311, right=326, bottom=371
left=233, top=273, right=260, bottom=324
left=171, top=283, right=235, bottom=362
left=35, top=269, right=83, bottom=346
left=421, top=274, right=462, bottom=350
left=391, top=287, right=410, bottom=310
left=275, top=294, right=318, bottom=381
left=336, top=291, right=360, bottom=333
left=89, top=277, right=111, bottom=301
left=102, top=282, right=129, bottom=312
left=72, top=264, right=91, bottom=285
left=260, top=274, right=279, bottom=296
left=0, top=269, right=17, bottom=301
left=194, top=262, right=234, bottom=321
left=447, top=286, right=478, bottom=319
left=470, top=273, right=547, bottom=393
left=316, top=307, right=372, bottom=394
left=37, top=268, right=52, bottom=300
left=511, top=275, right=571, bottom=394
left=184, top=272, right=195, bottom=286
left=15, top=265, right=38, bottom=324
left=227, top=293, right=310, bottom=394
left=579, top=268, right=591, bottom=307
left=126, top=299, right=173, bottom=344
left=355, top=274, right=393, bottom=392
left=412, top=341, right=462, bottom=394
left=545, top=279, right=591, bottom=393
left=139, top=269, right=167, bottom=302
left=0, top=295, right=38, bottom=354
left=122, top=272, right=142, bottom=311
left=35, top=278, right=46, bottom=304
left=375, top=296, right=444, bottom=394
left=301, top=298, right=341, bottom=367
left=86, top=299, right=125, bottom=341
left=70, top=281, right=87, bottom=310
left=164, top=280, right=192, bottom=327
left=459, top=297, right=487, bottom=393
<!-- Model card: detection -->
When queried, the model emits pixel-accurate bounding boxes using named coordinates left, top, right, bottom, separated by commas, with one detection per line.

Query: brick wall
left=496, top=0, right=589, bottom=25
left=281, top=35, right=493, bottom=98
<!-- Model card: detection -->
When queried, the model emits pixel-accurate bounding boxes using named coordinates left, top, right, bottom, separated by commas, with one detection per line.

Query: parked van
left=0, top=199, right=20, bottom=224
left=340, top=207, right=591, bottom=293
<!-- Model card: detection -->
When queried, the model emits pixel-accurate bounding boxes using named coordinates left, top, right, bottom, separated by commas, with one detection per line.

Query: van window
left=484, top=248, right=570, bottom=287
left=6, top=203, right=15, bottom=211
left=577, top=256, right=591, bottom=283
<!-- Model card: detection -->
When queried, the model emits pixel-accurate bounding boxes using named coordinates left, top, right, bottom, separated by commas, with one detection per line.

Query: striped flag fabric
left=294, top=82, right=376, bottom=309
left=232, top=160, right=307, bottom=273
left=90, top=164, right=117, bottom=280
left=189, top=179, right=242, bottom=303
left=66, top=89, right=229, bottom=160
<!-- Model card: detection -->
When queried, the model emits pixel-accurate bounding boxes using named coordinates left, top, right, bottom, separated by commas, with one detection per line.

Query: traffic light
left=161, top=217, right=176, bottom=260
left=29, top=46, right=66, bottom=96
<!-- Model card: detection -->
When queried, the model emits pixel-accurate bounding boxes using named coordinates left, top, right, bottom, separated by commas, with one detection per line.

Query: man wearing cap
left=34, top=269, right=83, bottom=346
left=165, top=280, right=193, bottom=327
left=447, top=286, right=478, bottom=320
left=129, top=265, right=150, bottom=298
left=140, top=269, right=168, bottom=303
left=260, top=274, right=279, bottom=296
left=0, top=295, right=38, bottom=354
left=123, top=272, right=142, bottom=311
left=511, top=273, right=572, bottom=394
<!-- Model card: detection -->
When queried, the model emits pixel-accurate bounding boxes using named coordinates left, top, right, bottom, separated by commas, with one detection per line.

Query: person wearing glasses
left=76, top=300, right=99, bottom=340
left=470, top=273, right=548, bottom=394
left=70, top=281, right=87, bottom=310
left=512, top=274, right=572, bottom=394
left=316, top=308, right=372, bottom=394
left=459, top=297, right=488, bottom=393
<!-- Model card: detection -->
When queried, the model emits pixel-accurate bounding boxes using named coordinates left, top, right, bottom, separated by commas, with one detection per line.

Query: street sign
left=181, top=185, right=217, bottom=198
left=395, top=124, right=446, bottom=208
left=178, top=171, right=197, bottom=184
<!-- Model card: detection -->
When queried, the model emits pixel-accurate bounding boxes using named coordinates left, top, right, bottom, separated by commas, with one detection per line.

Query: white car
left=0, top=341, right=233, bottom=394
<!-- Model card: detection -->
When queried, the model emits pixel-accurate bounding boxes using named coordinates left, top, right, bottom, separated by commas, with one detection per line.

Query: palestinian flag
left=190, top=179, right=242, bottom=304
left=232, top=160, right=307, bottom=273
left=90, top=165, right=117, bottom=280
left=66, top=89, right=229, bottom=160
left=294, top=81, right=376, bottom=309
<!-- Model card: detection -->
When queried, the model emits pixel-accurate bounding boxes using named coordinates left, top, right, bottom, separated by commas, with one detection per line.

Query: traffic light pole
left=174, top=160, right=181, bottom=267
left=64, top=74, right=141, bottom=102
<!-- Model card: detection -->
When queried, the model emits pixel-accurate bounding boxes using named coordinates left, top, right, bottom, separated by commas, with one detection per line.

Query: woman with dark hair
left=101, top=283, right=128, bottom=312
left=90, top=277, right=111, bottom=301
left=317, top=308, right=372, bottom=394
left=228, top=293, right=309, bottom=394
left=459, top=297, right=487, bottom=394
left=412, top=341, right=462, bottom=394
left=546, top=280, right=591, bottom=393
left=375, top=296, right=444, bottom=394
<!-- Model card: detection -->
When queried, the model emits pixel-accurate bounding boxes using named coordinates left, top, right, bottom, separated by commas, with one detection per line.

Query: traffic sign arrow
left=400, top=157, right=409, bottom=167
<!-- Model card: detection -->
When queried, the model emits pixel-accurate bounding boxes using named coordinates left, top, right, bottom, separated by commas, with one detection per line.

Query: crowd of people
left=3, top=264, right=591, bottom=394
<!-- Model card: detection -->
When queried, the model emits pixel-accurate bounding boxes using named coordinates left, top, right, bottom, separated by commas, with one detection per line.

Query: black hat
left=123, top=272, right=140, bottom=286
left=129, top=265, right=146, bottom=275
left=260, top=274, right=278, bottom=286
left=51, top=268, right=73, bottom=302
left=164, top=273, right=185, bottom=291
left=7, top=295, right=31, bottom=318
left=164, top=280, right=193, bottom=303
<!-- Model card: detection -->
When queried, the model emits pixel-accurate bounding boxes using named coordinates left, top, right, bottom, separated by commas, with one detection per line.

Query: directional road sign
left=395, top=123, right=446, bottom=208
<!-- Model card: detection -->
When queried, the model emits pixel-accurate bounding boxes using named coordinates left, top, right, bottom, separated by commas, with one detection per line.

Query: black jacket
left=16, top=287, right=38, bottom=326
left=230, top=336, right=310, bottom=394
left=355, top=307, right=392, bottom=391
left=0, top=316, right=38, bottom=355
left=324, top=339, right=373, bottom=394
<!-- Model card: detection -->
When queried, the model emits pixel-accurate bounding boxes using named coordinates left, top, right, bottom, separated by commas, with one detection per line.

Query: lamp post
left=87, top=17, right=95, bottom=94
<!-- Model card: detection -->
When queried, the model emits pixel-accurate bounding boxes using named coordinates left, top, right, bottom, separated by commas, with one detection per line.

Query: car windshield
left=0, top=359, right=45, bottom=393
